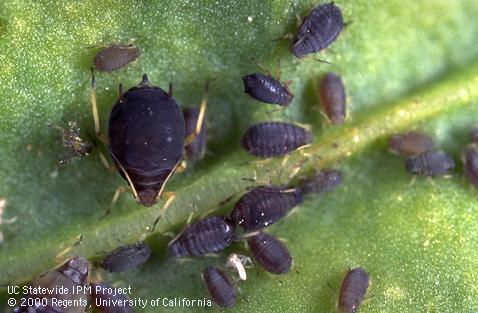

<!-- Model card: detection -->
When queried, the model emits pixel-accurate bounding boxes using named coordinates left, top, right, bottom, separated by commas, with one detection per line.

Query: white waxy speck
left=247, top=16, right=253, bottom=22
left=166, top=136, right=172, bottom=142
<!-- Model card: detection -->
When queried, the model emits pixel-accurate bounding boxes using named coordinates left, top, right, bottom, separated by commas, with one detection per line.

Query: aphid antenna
left=166, top=210, right=195, bottom=247
left=315, top=58, right=333, bottom=65
left=150, top=192, right=176, bottom=232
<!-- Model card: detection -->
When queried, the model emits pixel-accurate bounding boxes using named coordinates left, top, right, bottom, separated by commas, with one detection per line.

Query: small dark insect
left=101, top=241, right=151, bottom=272
left=90, top=282, right=133, bottom=313
left=463, top=146, right=478, bottom=186
left=169, top=216, right=236, bottom=257
left=247, top=232, right=292, bottom=274
left=14, top=256, right=89, bottom=313
left=49, top=120, right=93, bottom=165
left=203, top=266, right=237, bottom=308
left=231, top=186, right=302, bottom=231
left=469, top=128, right=478, bottom=144
left=338, top=267, right=370, bottom=313
left=242, top=73, right=294, bottom=106
left=291, top=2, right=343, bottom=58
left=389, top=132, right=434, bottom=156
left=319, top=72, right=346, bottom=124
left=241, top=122, right=313, bottom=157
left=93, top=44, right=140, bottom=72
left=183, top=107, right=207, bottom=162
left=298, top=169, right=343, bottom=195
left=405, top=150, right=455, bottom=176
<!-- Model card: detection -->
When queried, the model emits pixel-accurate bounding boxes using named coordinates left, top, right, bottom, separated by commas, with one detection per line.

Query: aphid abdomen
left=242, top=73, right=293, bottom=106
left=241, top=122, right=313, bottom=157
left=247, top=232, right=292, bottom=274
left=338, top=267, right=370, bottom=313
left=232, top=186, right=302, bottom=230
left=405, top=150, right=455, bottom=176
left=319, top=72, right=346, bottom=124
left=464, top=146, right=478, bottom=186
left=101, top=241, right=151, bottom=272
left=183, top=107, right=207, bottom=161
left=203, top=266, right=236, bottom=308
left=389, top=132, right=434, bottom=156
left=169, top=216, right=236, bottom=257
left=93, top=45, right=140, bottom=72
left=90, top=282, right=133, bottom=313
left=299, top=169, right=343, bottom=195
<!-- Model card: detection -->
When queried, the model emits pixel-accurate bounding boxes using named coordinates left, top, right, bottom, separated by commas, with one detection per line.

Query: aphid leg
left=185, top=80, right=211, bottom=145
left=167, top=210, right=195, bottom=246
left=90, top=68, right=108, bottom=145
left=98, top=151, right=117, bottom=172
left=54, top=233, right=85, bottom=262
left=118, top=83, right=124, bottom=99
left=408, top=176, right=417, bottom=187
left=101, top=186, right=132, bottom=218
left=151, top=192, right=176, bottom=232
left=175, top=160, right=187, bottom=174
left=253, top=58, right=272, bottom=77
left=168, top=83, right=173, bottom=97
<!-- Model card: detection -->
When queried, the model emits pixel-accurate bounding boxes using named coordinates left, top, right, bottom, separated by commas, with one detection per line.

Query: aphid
left=338, top=267, right=370, bottom=313
left=101, top=241, right=151, bottom=272
left=203, top=266, right=237, bottom=308
left=247, top=232, right=292, bottom=274
left=231, top=186, right=302, bottom=231
left=93, top=44, right=140, bottom=72
left=291, top=2, right=343, bottom=58
left=469, top=128, right=478, bottom=144
left=298, top=169, right=343, bottom=196
left=169, top=216, right=236, bottom=257
left=49, top=120, right=93, bottom=165
left=183, top=107, right=207, bottom=162
left=463, top=146, right=478, bottom=186
left=389, top=132, right=434, bottom=156
left=90, top=282, right=133, bottom=313
left=14, top=256, right=89, bottom=313
left=319, top=72, right=346, bottom=124
left=241, top=122, right=313, bottom=157
left=226, top=253, right=253, bottom=281
left=242, top=73, right=294, bottom=106
left=405, top=150, right=455, bottom=176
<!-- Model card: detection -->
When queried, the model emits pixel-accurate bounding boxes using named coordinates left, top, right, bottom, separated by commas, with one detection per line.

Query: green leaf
left=1, top=0, right=478, bottom=312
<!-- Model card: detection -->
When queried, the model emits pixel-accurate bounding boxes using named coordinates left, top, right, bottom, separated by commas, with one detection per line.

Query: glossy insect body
left=319, top=72, right=346, bottom=124
left=93, top=44, right=140, bottom=72
left=14, top=256, right=89, bottom=313
left=169, top=216, right=236, bottom=257
left=101, top=241, right=151, bottom=272
left=463, top=146, right=478, bottom=186
left=108, top=74, right=186, bottom=207
left=299, top=169, right=342, bottom=195
left=203, top=266, right=236, bottom=308
left=247, top=232, right=292, bottom=274
left=389, top=132, right=434, bottom=156
left=338, top=267, right=370, bottom=313
left=90, top=282, right=133, bottom=313
left=183, top=107, right=207, bottom=161
left=231, top=186, right=302, bottom=231
left=242, top=73, right=293, bottom=106
left=241, top=122, right=313, bottom=157
left=291, top=2, right=343, bottom=58
left=405, top=150, right=455, bottom=176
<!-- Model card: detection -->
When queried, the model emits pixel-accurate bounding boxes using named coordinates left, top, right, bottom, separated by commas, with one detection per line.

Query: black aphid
left=338, top=267, right=370, bottom=313
left=405, top=150, right=455, bottom=176
left=183, top=107, right=207, bottom=162
left=49, top=120, right=92, bottom=165
left=231, top=186, right=302, bottom=231
left=90, top=282, right=133, bottom=313
left=319, top=72, right=346, bottom=124
left=469, top=128, right=478, bottom=144
left=14, top=256, right=89, bottom=313
left=101, top=241, right=151, bottom=272
left=93, top=44, right=140, bottom=72
left=203, top=266, right=237, bottom=308
left=242, top=73, right=294, bottom=106
left=389, top=132, right=434, bottom=156
left=247, top=232, right=292, bottom=274
left=241, top=122, right=313, bottom=157
left=463, top=146, right=478, bottom=186
left=291, top=2, right=343, bottom=58
left=169, top=216, right=236, bottom=257
left=298, top=169, right=342, bottom=195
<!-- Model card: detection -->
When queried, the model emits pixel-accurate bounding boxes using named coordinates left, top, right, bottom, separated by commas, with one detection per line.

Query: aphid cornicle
left=93, top=44, right=140, bottom=72
left=241, top=122, right=313, bottom=157
left=319, top=72, right=346, bottom=124
left=291, top=2, right=344, bottom=58
left=463, top=146, right=478, bottom=186
left=14, top=256, right=89, bottom=313
left=389, top=132, right=434, bottom=156
left=405, top=150, right=455, bottom=176
left=231, top=186, right=302, bottom=231
left=247, top=232, right=292, bottom=274
left=338, top=267, right=370, bottom=313
left=203, top=266, right=237, bottom=308
left=183, top=107, right=207, bottom=162
left=90, top=282, right=133, bottom=313
left=242, top=73, right=294, bottom=106
left=298, top=169, right=343, bottom=195
left=101, top=241, right=151, bottom=272
left=169, top=216, right=236, bottom=257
